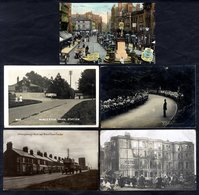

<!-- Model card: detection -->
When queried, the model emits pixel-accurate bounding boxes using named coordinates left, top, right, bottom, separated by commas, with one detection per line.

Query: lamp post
left=145, top=27, right=150, bottom=47
left=69, top=70, right=72, bottom=87
left=91, top=83, right=94, bottom=100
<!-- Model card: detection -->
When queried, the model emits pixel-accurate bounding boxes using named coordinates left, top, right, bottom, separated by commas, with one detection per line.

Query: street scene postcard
left=59, top=2, right=155, bottom=65
left=101, top=65, right=196, bottom=128
left=4, top=65, right=99, bottom=127
left=3, top=130, right=98, bottom=190
left=100, top=130, right=196, bottom=191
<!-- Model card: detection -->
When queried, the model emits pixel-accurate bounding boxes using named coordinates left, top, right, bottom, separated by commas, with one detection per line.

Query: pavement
left=4, top=171, right=87, bottom=190
left=61, top=41, right=79, bottom=55
left=101, top=94, right=177, bottom=128
left=9, top=99, right=89, bottom=126
left=61, top=35, right=107, bottom=64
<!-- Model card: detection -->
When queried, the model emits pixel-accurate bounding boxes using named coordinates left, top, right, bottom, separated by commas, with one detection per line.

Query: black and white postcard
left=3, top=130, right=98, bottom=190
left=100, top=130, right=196, bottom=191
left=101, top=65, right=196, bottom=128
left=4, top=65, right=99, bottom=127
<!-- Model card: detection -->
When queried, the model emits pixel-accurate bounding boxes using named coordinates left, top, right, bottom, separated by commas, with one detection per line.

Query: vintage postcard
left=4, top=65, right=99, bottom=127
left=59, top=2, right=155, bottom=65
left=100, top=65, right=196, bottom=128
left=100, top=129, right=196, bottom=191
left=3, top=130, right=98, bottom=190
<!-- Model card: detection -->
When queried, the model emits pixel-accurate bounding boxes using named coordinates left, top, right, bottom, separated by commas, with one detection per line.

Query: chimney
left=37, top=151, right=40, bottom=156
left=125, top=132, right=131, bottom=138
left=17, top=76, right=19, bottom=83
left=54, top=156, right=57, bottom=160
left=49, top=154, right=53, bottom=158
left=7, top=142, right=13, bottom=150
left=58, top=157, right=61, bottom=161
left=44, top=152, right=47, bottom=157
left=23, top=146, right=28, bottom=153
left=40, top=152, right=43, bottom=157
left=30, top=150, right=34, bottom=155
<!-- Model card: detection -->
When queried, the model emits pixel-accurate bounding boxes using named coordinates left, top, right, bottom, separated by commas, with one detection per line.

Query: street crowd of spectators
left=100, top=173, right=195, bottom=191
left=101, top=91, right=149, bottom=120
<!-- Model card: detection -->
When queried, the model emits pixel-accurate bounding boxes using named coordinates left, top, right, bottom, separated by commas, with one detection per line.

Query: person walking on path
left=163, top=99, right=167, bottom=117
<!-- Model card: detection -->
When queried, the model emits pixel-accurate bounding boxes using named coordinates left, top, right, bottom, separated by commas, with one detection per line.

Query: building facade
left=74, top=18, right=92, bottom=34
left=111, top=3, right=142, bottom=34
left=101, top=133, right=194, bottom=179
left=78, top=157, right=86, bottom=169
left=59, top=3, right=72, bottom=32
left=72, top=12, right=102, bottom=34
left=9, top=77, right=43, bottom=93
left=131, top=3, right=155, bottom=46
left=3, top=142, right=81, bottom=176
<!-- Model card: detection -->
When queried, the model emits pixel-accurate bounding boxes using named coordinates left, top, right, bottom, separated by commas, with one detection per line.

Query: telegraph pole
left=69, top=70, right=73, bottom=87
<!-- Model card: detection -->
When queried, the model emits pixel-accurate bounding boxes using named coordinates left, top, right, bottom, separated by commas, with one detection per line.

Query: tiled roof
left=13, top=148, right=35, bottom=158
left=33, top=154, right=51, bottom=162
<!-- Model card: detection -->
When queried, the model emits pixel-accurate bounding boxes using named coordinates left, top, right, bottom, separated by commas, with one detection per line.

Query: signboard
left=119, top=159, right=135, bottom=169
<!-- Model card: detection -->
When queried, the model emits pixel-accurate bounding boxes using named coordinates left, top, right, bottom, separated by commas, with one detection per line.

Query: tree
left=78, top=69, right=96, bottom=97
left=25, top=71, right=51, bottom=90
left=46, top=73, right=74, bottom=99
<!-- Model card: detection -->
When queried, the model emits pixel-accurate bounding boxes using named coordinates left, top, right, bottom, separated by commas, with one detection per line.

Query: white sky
left=5, top=66, right=92, bottom=90
left=101, top=130, right=196, bottom=147
left=4, top=130, right=98, bottom=169
left=72, top=3, right=143, bottom=24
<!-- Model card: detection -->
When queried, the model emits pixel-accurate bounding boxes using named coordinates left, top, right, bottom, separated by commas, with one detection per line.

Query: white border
left=4, top=65, right=99, bottom=128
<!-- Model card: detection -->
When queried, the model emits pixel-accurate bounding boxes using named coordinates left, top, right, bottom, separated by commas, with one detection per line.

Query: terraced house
left=3, top=142, right=65, bottom=176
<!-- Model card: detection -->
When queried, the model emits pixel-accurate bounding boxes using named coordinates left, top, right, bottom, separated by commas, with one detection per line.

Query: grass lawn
left=24, top=170, right=98, bottom=190
left=58, top=100, right=96, bottom=125
left=9, top=99, right=42, bottom=108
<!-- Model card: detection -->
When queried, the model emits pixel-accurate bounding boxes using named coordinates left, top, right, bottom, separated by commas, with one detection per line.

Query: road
left=101, top=94, right=177, bottom=128
left=8, top=99, right=89, bottom=126
left=67, top=35, right=107, bottom=64
left=4, top=171, right=87, bottom=190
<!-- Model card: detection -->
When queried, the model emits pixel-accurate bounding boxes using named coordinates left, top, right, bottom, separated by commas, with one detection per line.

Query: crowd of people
left=100, top=173, right=195, bottom=191
left=101, top=91, right=149, bottom=119
left=150, top=89, right=184, bottom=101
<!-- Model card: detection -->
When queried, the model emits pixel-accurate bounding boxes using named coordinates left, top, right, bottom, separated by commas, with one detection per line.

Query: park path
left=101, top=94, right=177, bottom=128
left=9, top=99, right=88, bottom=126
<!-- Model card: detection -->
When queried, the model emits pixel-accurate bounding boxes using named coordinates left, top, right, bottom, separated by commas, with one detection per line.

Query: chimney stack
left=49, top=154, right=53, bottom=158
left=44, top=152, right=47, bottom=157
left=7, top=142, right=13, bottom=150
left=30, top=150, right=34, bottom=155
left=54, top=156, right=57, bottom=160
left=23, top=146, right=28, bottom=153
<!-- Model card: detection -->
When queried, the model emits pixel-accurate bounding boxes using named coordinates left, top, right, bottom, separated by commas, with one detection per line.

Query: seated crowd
left=150, top=89, right=184, bottom=101
left=101, top=173, right=195, bottom=191
left=101, top=91, right=149, bottom=119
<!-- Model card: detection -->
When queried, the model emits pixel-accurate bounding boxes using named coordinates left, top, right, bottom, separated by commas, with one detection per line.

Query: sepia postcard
left=100, top=129, right=196, bottom=191
left=4, top=65, right=99, bottom=128
left=3, top=130, right=98, bottom=190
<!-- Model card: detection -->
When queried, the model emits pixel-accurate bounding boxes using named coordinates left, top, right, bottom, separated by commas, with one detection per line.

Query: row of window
left=16, top=156, right=54, bottom=166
